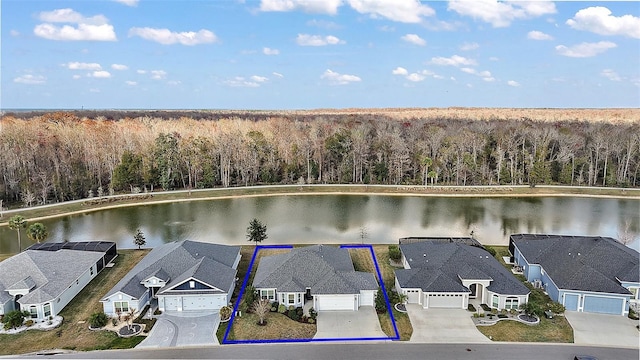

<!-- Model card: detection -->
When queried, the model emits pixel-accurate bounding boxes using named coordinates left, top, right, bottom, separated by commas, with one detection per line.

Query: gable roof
left=0, top=248, right=105, bottom=305
left=102, top=240, right=240, bottom=301
left=253, top=245, right=378, bottom=294
left=397, top=241, right=529, bottom=295
left=511, top=234, right=640, bottom=295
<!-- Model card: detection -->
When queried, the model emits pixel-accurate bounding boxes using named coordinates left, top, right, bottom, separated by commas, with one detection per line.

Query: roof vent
left=423, top=254, right=426, bottom=257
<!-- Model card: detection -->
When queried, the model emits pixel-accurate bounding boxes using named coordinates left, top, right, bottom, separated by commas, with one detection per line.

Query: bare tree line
left=1, top=111, right=639, bottom=207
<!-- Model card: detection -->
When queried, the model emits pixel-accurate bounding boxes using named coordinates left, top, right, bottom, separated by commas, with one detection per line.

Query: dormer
left=141, top=268, right=170, bottom=288
left=7, top=276, right=36, bottom=297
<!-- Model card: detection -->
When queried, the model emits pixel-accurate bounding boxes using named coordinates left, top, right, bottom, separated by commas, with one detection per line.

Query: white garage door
left=405, top=289, right=421, bottom=304
left=426, top=293, right=464, bottom=308
left=163, top=296, right=181, bottom=311
left=360, top=290, right=375, bottom=307
left=316, top=295, right=356, bottom=311
left=183, top=296, right=226, bottom=311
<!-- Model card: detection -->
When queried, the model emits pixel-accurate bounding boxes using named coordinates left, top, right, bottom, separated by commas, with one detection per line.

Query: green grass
left=226, top=312, right=316, bottom=341
left=0, top=249, right=149, bottom=355
left=477, top=316, right=574, bottom=343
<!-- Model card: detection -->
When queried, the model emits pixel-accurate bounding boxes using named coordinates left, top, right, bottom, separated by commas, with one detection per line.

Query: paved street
left=136, top=311, right=220, bottom=348
left=406, top=305, right=491, bottom=343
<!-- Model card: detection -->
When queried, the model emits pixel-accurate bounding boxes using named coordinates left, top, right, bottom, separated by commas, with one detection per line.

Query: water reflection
left=0, top=195, right=638, bottom=253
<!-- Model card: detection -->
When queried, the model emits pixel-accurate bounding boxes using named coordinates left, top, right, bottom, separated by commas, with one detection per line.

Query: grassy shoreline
left=1, top=185, right=639, bottom=227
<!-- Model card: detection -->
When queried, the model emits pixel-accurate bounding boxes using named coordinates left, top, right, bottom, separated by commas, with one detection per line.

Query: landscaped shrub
left=288, top=305, right=295, bottom=311
left=387, top=290, right=400, bottom=304
left=468, top=304, right=477, bottom=312
left=388, top=245, right=401, bottom=262
left=309, top=308, right=317, bottom=320
left=2, top=310, right=30, bottom=330
left=219, top=306, right=232, bottom=321
left=287, top=309, right=300, bottom=322
left=375, top=287, right=387, bottom=313
left=307, top=318, right=315, bottom=324
left=628, top=308, right=639, bottom=320
left=473, top=313, right=479, bottom=318
left=296, top=307, right=303, bottom=317
left=242, top=286, right=257, bottom=313
left=278, top=304, right=286, bottom=314
left=25, top=320, right=34, bottom=327
left=546, top=302, right=565, bottom=314
left=89, top=312, right=109, bottom=328
left=153, top=308, right=162, bottom=316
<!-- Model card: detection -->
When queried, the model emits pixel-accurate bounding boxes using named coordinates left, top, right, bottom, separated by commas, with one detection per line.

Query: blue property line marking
left=223, top=244, right=399, bottom=344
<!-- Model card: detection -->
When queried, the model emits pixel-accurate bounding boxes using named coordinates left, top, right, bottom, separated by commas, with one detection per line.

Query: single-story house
left=395, top=239, right=530, bottom=310
left=510, top=234, right=640, bottom=316
left=101, top=240, right=240, bottom=316
left=0, top=241, right=116, bottom=322
left=252, top=245, right=378, bottom=311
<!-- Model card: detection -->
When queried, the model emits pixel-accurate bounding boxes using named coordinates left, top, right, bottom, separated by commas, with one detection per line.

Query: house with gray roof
left=101, top=240, right=240, bottom=315
left=253, top=245, right=378, bottom=311
left=0, top=242, right=115, bottom=322
left=395, top=239, right=529, bottom=310
left=510, top=234, right=639, bottom=316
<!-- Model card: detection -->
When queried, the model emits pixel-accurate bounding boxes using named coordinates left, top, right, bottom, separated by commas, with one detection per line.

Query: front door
left=305, top=288, right=312, bottom=301
left=470, top=284, right=477, bottom=298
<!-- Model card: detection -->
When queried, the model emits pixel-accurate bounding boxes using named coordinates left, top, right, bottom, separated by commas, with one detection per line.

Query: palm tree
left=8, top=215, right=27, bottom=252
left=27, top=223, right=48, bottom=244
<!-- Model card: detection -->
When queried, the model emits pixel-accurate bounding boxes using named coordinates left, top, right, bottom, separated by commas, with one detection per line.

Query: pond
left=0, top=195, right=638, bottom=253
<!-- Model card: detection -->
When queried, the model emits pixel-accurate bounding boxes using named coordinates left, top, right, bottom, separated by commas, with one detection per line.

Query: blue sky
left=1, top=0, right=638, bottom=109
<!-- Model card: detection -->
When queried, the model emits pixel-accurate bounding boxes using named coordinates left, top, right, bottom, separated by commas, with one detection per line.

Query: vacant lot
left=0, top=249, right=149, bottom=355
left=477, top=316, right=574, bottom=343
left=225, top=312, right=316, bottom=341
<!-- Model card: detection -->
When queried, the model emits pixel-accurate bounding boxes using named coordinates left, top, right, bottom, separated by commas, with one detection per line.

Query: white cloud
left=566, top=7, right=640, bottom=39
left=507, top=80, right=520, bottom=87
left=114, top=0, right=139, bottom=6
left=10, top=30, right=20, bottom=36
left=72, top=74, right=82, bottom=80
left=125, top=80, right=137, bottom=85
left=296, top=34, right=344, bottom=46
left=34, top=8, right=116, bottom=41
left=137, top=70, right=147, bottom=74
left=401, top=34, right=426, bottom=46
left=150, top=70, right=167, bottom=79
left=14, top=74, right=46, bottom=85
left=461, top=67, right=476, bottom=74
left=260, top=0, right=342, bottom=14
left=224, top=76, right=261, bottom=88
left=306, top=19, right=341, bottom=29
left=430, top=55, right=476, bottom=67
left=111, top=64, right=128, bottom=70
left=460, top=42, right=479, bottom=51
left=527, top=30, right=553, bottom=40
left=66, top=62, right=102, bottom=70
left=379, top=25, right=395, bottom=32
left=448, top=0, right=556, bottom=28
left=483, top=77, right=496, bottom=82
left=321, top=69, right=361, bottom=85
left=129, top=27, right=218, bottom=45
left=263, top=47, right=280, bottom=55
left=251, top=75, right=269, bottom=82
left=272, top=72, right=284, bottom=78
left=392, top=67, right=408, bottom=76
left=460, top=67, right=494, bottom=82
left=89, top=70, right=112, bottom=78
left=600, top=69, right=621, bottom=81
left=555, top=41, right=617, bottom=58
left=348, top=0, right=435, bottom=23
left=406, top=73, right=426, bottom=82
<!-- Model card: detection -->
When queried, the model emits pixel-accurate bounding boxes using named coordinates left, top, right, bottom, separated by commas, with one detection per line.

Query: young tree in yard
left=246, top=218, right=268, bottom=245
left=27, top=223, right=48, bottom=243
left=253, top=299, right=271, bottom=325
left=133, top=228, right=146, bottom=250
left=8, top=215, right=27, bottom=252
left=2, top=310, right=30, bottom=330
left=375, top=287, right=387, bottom=313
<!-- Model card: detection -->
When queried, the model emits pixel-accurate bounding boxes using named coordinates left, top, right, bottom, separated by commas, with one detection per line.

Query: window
left=505, top=297, right=519, bottom=310
left=288, top=294, right=295, bottom=304
left=189, top=281, right=195, bottom=289
left=261, top=289, right=275, bottom=300
left=90, top=267, right=94, bottom=276
left=44, top=303, right=51, bottom=317
left=492, top=294, right=499, bottom=308
left=30, top=306, right=38, bottom=319
left=114, top=301, right=129, bottom=313
left=298, top=294, right=301, bottom=302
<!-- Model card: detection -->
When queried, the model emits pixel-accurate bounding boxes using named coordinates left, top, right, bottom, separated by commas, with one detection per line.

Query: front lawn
left=0, top=249, right=149, bottom=355
left=225, top=312, right=316, bottom=341
left=477, top=316, right=574, bottom=342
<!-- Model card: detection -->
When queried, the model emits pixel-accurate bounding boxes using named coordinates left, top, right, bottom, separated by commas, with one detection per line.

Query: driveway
left=406, top=305, right=491, bottom=343
left=565, top=311, right=639, bottom=348
left=136, top=311, right=220, bottom=348
left=314, top=306, right=387, bottom=340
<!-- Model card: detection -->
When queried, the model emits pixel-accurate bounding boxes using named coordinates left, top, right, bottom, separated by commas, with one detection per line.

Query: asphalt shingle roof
left=397, top=242, right=529, bottom=295
left=511, top=234, right=639, bottom=295
left=253, top=245, right=378, bottom=294
left=102, top=240, right=240, bottom=301
left=0, top=249, right=105, bottom=305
